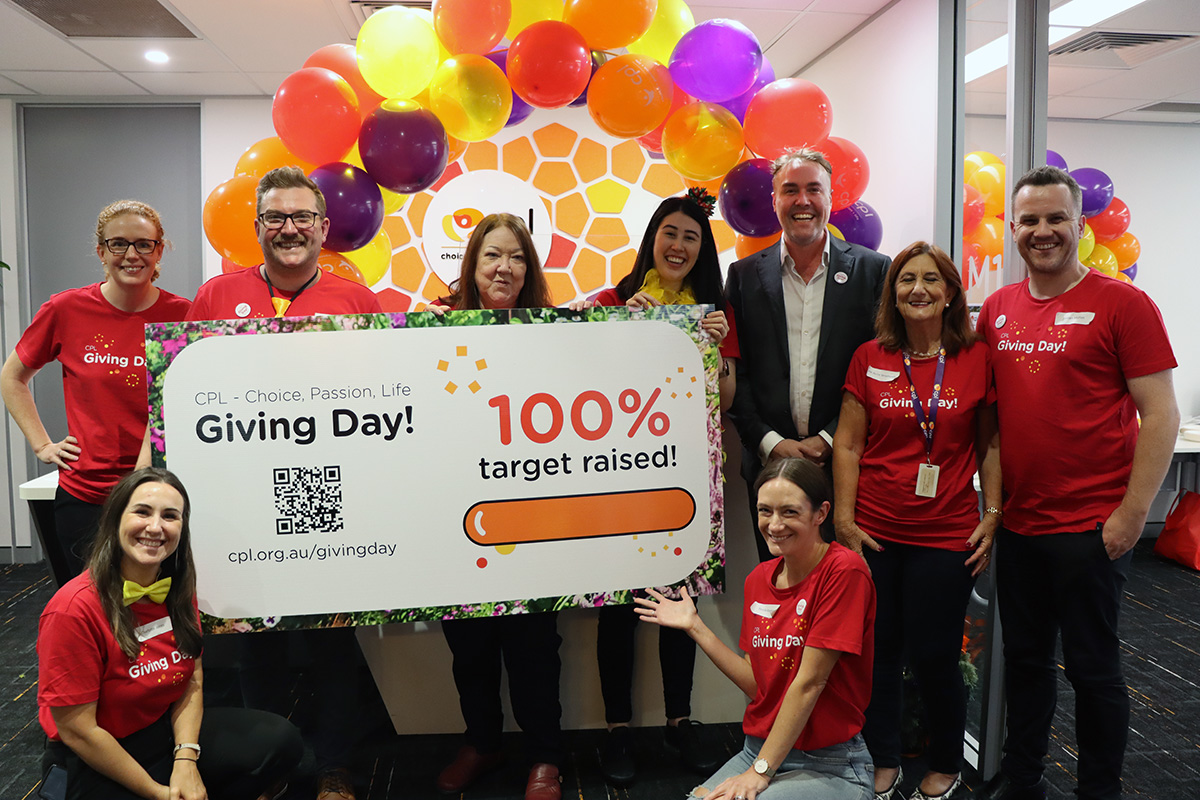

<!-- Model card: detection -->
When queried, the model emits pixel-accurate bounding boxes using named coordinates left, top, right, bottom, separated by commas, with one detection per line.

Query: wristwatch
left=753, top=757, right=776, bottom=778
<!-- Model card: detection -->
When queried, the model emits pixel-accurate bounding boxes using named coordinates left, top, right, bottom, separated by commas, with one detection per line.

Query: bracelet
left=174, top=757, right=198, bottom=763
left=984, top=506, right=1003, bottom=518
left=173, top=742, right=201, bottom=758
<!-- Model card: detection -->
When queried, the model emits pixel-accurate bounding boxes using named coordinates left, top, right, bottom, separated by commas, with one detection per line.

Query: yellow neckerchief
left=639, top=269, right=696, bottom=305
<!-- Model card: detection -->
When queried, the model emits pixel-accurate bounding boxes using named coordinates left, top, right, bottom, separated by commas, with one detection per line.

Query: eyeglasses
left=103, top=238, right=161, bottom=255
left=258, top=211, right=321, bottom=230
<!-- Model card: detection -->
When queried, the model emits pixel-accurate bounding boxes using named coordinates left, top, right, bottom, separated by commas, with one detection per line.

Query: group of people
left=4, top=148, right=1177, bottom=800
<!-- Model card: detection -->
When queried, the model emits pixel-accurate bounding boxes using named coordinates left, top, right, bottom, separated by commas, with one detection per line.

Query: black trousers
left=442, top=612, right=564, bottom=767
left=995, top=528, right=1132, bottom=800
left=596, top=603, right=697, bottom=724
left=238, top=627, right=363, bottom=772
left=862, top=541, right=976, bottom=774
left=43, top=708, right=301, bottom=800
left=52, top=487, right=103, bottom=579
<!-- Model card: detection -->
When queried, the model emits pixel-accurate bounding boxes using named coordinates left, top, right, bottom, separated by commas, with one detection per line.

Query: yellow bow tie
left=122, top=577, right=172, bottom=606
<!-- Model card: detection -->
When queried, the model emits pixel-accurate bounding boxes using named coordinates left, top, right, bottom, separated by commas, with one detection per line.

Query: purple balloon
left=484, top=49, right=535, bottom=127
left=1069, top=167, right=1114, bottom=217
left=830, top=201, right=883, bottom=252
left=719, top=56, right=774, bottom=123
left=569, top=52, right=604, bottom=108
left=309, top=162, right=384, bottom=252
left=719, top=159, right=780, bottom=237
left=359, top=102, right=448, bottom=194
left=670, top=19, right=762, bottom=102
left=1121, top=262, right=1137, bottom=281
left=1046, top=149, right=1068, bottom=170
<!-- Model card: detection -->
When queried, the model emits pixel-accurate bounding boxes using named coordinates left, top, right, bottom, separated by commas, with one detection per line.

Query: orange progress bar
left=463, top=488, right=696, bottom=545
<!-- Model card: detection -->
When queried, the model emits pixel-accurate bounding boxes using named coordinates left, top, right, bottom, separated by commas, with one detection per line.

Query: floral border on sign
left=145, top=306, right=724, bottom=634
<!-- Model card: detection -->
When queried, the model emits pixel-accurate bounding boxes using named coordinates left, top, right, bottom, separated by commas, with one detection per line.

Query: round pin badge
left=796, top=598, right=807, bottom=617
left=834, top=271, right=848, bottom=284
left=995, top=314, right=1006, bottom=329
left=235, top=302, right=252, bottom=318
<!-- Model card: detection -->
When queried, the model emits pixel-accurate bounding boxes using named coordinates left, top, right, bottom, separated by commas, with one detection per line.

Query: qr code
left=273, top=466, right=343, bottom=535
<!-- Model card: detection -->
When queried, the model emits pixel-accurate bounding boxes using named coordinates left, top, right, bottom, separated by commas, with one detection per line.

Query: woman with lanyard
left=37, top=467, right=302, bottom=800
left=832, top=242, right=1000, bottom=800
left=589, top=190, right=735, bottom=786
left=2, top=200, right=191, bottom=579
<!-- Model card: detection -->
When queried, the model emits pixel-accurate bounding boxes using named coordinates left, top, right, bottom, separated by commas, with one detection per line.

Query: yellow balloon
left=963, top=150, right=1002, bottom=183
left=1078, top=223, right=1095, bottom=261
left=827, top=223, right=844, bottom=241
left=428, top=55, right=513, bottom=142
left=662, top=102, right=744, bottom=182
left=506, top=0, right=564, bottom=40
left=968, top=163, right=1006, bottom=218
left=626, top=0, right=694, bottom=65
left=1086, top=243, right=1119, bottom=277
left=344, top=229, right=393, bottom=287
left=357, top=7, right=440, bottom=99
left=381, top=187, right=408, bottom=216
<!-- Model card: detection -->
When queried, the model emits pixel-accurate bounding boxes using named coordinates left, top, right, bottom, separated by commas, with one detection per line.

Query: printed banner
left=147, top=307, right=723, bottom=632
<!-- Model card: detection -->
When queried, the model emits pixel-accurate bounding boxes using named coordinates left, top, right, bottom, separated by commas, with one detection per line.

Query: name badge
left=1054, top=312, right=1094, bottom=326
left=134, top=615, right=173, bottom=642
left=750, top=601, right=780, bottom=619
left=916, top=463, right=940, bottom=498
left=867, top=366, right=900, bottom=382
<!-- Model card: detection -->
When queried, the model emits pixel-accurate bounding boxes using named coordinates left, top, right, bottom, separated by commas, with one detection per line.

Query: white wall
left=967, top=115, right=1200, bottom=416
left=802, top=0, right=940, bottom=258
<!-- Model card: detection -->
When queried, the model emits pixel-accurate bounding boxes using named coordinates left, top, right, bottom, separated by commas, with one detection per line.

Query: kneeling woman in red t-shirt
left=37, top=468, right=301, bottom=800
left=832, top=241, right=1001, bottom=800
left=637, top=458, right=876, bottom=800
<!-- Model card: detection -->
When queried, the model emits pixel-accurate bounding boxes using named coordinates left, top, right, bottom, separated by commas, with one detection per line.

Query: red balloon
left=507, top=21, right=592, bottom=109
left=1087, top=196, right=1130, bottom=243
left=821, top=136, right=869, bottom=212
left=272, top=68, right=360, bottom=165
left=303, top=44, right=386, bottom=120
left=743, top=79, right=831, bottom=161
left=963, top=184, right=985, bottom=236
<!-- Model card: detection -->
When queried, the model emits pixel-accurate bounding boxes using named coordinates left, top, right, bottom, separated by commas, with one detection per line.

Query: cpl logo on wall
left=376, top=111, right=741, bottom=313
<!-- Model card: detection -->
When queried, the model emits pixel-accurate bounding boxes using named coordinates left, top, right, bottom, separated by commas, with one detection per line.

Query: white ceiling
left=0, top=0, right=1196, bottom=123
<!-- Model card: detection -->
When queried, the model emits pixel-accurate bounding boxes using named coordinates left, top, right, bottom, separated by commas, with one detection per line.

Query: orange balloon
left=433, top=0, right=512, bottom=54
left=564, top=0, right=655, bottom=49
left=221, top=257, right=251, bottom=274
left=968, top=163, right=1006, bottom=218
left=235, top=137, right=315, bottom=179
left=447, top=134, right=469, bottom=163
left=637, top=84, right=691, bottom=153
left=735, top=231, right=780, bottom=259
left=662, top=102, right=744, bottom=182
left=965, top=215, right=1005, bottom=269
left=1105, top=231, right=1140, bottom=270
left=303, top=43, right=387, bottom=120
left=317, top=249, right=367, bottom=285
left=203, top=176, right=262, bottom=267
left=587, top=54, right=674, bottom=138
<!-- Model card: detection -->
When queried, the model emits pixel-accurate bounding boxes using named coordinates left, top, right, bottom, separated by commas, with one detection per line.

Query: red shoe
left=435, top=745, right=504, bottom=794
left=525, top=763, right=562, bottom=800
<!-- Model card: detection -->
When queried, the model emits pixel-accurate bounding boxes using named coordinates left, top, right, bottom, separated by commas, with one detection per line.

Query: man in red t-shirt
left=190, top=167, right=380, bottom=800
left=976, top=167, right=1179, bottom=800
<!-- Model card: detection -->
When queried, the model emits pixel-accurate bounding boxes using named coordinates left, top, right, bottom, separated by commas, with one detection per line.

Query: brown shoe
left=316, top=768, right=355, bottom=800
left=436, top=745, right=504, bottom=794
left=524, top=763, right=562, bottom=800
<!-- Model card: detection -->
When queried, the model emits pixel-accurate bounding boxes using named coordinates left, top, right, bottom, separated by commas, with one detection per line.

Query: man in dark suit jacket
left=725, top=149, right=890, bottom=561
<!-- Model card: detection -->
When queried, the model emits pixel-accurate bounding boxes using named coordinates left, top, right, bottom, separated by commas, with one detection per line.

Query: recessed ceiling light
left=145, top=50, right=169, bottom=64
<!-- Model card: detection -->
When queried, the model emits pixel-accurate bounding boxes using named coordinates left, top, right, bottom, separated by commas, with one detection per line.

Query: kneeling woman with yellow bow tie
left=36, top=467, right=302, bottom=800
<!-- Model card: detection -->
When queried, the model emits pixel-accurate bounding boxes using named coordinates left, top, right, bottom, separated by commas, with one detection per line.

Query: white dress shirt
left=758, top=236, right=833, bottom=463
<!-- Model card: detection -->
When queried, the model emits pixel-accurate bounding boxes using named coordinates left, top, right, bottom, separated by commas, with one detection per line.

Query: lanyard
left=263, top=269, right=318, bottom=318
left=900, top=348, right=945, bottom=463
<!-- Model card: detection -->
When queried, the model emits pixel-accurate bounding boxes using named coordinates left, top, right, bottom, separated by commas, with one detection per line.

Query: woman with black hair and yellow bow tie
left=37, top=467, right=301, bottom=800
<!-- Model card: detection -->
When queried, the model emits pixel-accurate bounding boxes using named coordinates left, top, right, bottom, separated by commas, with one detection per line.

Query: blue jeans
left=691, top=734, right=873, bottom=799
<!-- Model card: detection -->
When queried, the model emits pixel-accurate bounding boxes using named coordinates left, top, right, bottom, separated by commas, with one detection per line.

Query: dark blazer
left=725, top=236, right=890, bottom=483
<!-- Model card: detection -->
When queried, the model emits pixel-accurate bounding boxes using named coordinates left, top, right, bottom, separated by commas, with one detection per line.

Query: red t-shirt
left=843, top=340, right=993, bottom=550
left=978, top=271, right=1176, bottom=536
left=38, top=573, right=199, bottom=741
left=186, top=267, right=383, bottom=321
left=15, top=284, right=192, bottom=503
left=592, top=287, right=740, bottom=358
left=739, top=543, right=874, bottom=751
